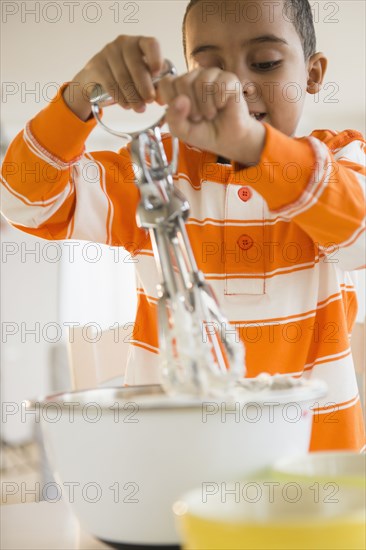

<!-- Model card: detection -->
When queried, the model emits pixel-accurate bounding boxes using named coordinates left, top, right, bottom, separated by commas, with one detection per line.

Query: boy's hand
left=157, top=69, right=266, bottom=166
left=63, top=35, right=165, bottom=121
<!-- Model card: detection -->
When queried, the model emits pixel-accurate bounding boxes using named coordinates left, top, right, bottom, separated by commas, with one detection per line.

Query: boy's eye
left=252, top=60, right=282, bottom=71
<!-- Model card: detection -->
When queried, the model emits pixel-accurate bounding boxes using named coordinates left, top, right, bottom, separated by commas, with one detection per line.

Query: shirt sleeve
left=231, top=123, right=366, bottom=271
left=0, top=83, right=147, bottom=252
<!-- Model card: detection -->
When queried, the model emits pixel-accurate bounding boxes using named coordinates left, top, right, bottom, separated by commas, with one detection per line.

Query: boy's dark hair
left=182, top=0, right=316, bottom=61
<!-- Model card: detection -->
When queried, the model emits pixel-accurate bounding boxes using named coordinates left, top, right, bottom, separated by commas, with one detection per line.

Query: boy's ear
left=307, top=53, right=328, bottom=94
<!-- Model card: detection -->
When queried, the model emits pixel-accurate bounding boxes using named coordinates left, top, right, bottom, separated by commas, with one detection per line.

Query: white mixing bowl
left=31, top=380, right=326, bottom=547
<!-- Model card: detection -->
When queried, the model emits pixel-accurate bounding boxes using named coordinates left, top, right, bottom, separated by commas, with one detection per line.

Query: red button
left=238, top=186, right=252, bottom=202
left=237, top=234, right=253, bottom=251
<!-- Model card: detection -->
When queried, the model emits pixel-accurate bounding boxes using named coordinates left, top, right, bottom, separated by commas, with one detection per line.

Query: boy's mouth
left=250, top=112, right=266, bottom=121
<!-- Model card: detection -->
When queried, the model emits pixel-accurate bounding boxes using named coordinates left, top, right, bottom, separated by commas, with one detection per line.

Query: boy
left=1, top=0, right=365, bottom=451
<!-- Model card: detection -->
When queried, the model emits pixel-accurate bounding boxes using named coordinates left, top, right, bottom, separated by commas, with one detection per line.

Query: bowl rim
left=23, top=378, right=328, bottom=411
left=173, top=480, right=366, bottom=525
left=273, top=450, right=366, bottom=476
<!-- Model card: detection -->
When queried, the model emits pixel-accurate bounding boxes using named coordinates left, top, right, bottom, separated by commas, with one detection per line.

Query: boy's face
left=185, top=0, right=324, bottom=136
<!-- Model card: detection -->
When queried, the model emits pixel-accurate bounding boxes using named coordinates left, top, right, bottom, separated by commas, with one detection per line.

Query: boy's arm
left=1, top=84, right=92, bottom=239
left=232, top=124, right=366, bottom=271
left=0, top=84, right=146, bottom=250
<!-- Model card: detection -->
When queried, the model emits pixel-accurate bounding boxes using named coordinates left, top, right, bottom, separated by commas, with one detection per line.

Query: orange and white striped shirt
left=1, top=84, right=365, bottom=452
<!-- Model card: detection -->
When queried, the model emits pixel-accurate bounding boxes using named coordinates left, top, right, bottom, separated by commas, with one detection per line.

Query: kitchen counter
left=0, top=500, right=110, bottom=550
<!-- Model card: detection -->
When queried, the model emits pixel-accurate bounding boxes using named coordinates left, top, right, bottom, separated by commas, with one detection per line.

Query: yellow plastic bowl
left=174, top=479, right=366, bottom=550
left=272, top=452, right=365, bottom=489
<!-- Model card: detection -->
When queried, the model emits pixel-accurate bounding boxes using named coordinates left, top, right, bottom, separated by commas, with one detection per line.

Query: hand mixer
left=89, top=60, right=245, bottom=396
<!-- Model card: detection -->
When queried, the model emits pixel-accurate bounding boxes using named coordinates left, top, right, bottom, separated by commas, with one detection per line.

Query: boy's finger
left=194, top=69, right=221, bottom=121
left=156, top=75, right=177, bottom=106
left=165, top=95, right=192, bottom=140
left=104, top=57, right=137, bottom=109
left=138, top=36, right=165, bottom=79
left=123, top=39, right=158, bottom=103
left=173, top=70, right=202, bottom=121
left=96, top=61, right=130, bottom=109
left=214, top=73, right=242, bottom=111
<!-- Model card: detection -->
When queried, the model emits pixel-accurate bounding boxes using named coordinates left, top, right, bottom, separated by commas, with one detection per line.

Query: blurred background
left=1, top=0, right=365, bottom=502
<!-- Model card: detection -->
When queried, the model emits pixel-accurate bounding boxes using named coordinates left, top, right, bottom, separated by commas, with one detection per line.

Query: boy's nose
left=227, top=62, right=258, bottom=98
left=242, top=81, right=258, bottom=98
